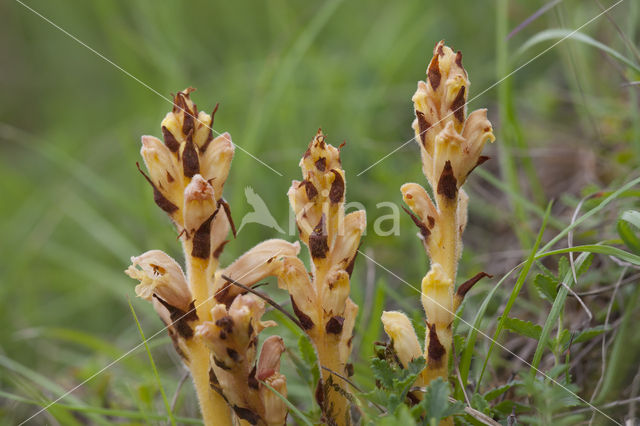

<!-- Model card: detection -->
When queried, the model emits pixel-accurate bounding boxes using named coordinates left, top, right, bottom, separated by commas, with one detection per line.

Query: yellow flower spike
left=282, top=130, right=364, bottom=426
left=385, top=43, right=494, bottom=404
left=381, top=311, right=423, bottom=368
left=130, top=88, right=302, bottom=426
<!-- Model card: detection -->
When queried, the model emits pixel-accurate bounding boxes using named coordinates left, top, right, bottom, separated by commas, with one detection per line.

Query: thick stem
left=429, top=199, right=459, bottom=282
left=184, top=242, right=232, bottom=425
left=187, top=340, right=232, bottom=426
left=424, top=196, right=459, bottom=384
left=316, top=334, right=350, bottom=426
left=312, top=269, right=351, bottom=426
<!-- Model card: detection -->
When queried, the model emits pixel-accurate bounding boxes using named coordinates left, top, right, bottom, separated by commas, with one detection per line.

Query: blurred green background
left=2, top=0, right=640, bottom=424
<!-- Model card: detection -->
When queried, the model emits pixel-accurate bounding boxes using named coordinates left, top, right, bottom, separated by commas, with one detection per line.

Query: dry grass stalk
left=381, top=41, right=495, bottom=397
left=279, top=130, right=366, bottom=425
left=126, top=88, right=295, bottom=425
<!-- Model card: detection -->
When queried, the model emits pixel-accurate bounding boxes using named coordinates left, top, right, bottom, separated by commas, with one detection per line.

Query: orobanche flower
left=196, top=295, right=288, bottom=426
left=127, top=89, right=295, bottom=426
left=126, top=250, right=191, bottom=311
left=280, top=130, right=365, bottom=426
left=411, top=41, right=495, bottom=190
left=383, top=42, right=495, bottom=397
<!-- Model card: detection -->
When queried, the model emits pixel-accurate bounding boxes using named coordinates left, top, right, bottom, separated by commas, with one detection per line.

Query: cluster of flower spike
left=126, top=89, right=294, bottom=426
left=382, top=41, right=495, bottom=388
left=125, top=40, right=492, bottom=426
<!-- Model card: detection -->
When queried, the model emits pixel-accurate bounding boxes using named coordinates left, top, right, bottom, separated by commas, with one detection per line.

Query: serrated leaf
left=503, top=317, right=542, bottom=341
left=573, top=325, right=608, bottom=344
left=470, top=393, right=490, bottom=415
left=370, top=358, right=396, bottom=389
left=367, top=357, right=426, bottom=415
left=534, top=273, right=557, bottom=303
left=420, top=378, right=465, bottom=425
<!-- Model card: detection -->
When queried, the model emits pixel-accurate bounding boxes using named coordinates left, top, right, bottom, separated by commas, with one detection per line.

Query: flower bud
left=183, top=174, right=217, bottom=236
left=421, top=263, right=453, bottom=325
left=200, top=132, right=234, bottom=199
left=381, top=311, right=422, bottom=368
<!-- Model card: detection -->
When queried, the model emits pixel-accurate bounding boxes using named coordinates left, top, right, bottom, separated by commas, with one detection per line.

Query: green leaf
left=370, top=358, right=396, bottom=389
left=366, top=357, right=426, bottom=415
left=503, top=317, right=542, bottom=341
left=470, top=393, right=490, bottom=415
left=621, top=210, right=640, bottom=228
left=533, top=273, right=557, bottom=303
left=378, top=405, right=417, bottom=426
left=419, top=378, right=465, bottom=425
left=484, top=381, right=520, bottom=401
left=618, top=211, right=640, bottom=254
left=573, top=325, right=608, bottom=345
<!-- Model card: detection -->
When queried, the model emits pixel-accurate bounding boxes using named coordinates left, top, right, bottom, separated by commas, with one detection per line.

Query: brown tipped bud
left=200, top=132, right=234, bottom=199
left=140, top=135, right=182, bottom=207
left=183, top=174, right=217, bottom=236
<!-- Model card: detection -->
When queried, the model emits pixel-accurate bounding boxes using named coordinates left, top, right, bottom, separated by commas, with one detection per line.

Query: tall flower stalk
left=126, top=89, right=294, bottom=425
left=382, top=42, right=495, bottom=390
left=280, top=130, right=366, bottom=425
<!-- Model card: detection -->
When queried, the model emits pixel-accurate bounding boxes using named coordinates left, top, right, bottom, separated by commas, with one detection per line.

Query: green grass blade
left=516, top=28, right=640, bottom=73
left=536, top=244, right=640, bottom=266
left=0, top=355, right=109, bottom=425
left=0, top=389, right=202, bottom=424
left=529, top=252, right=590, bottom=376
left=477, top=202, right=552, bottom=387
left=128, top=299, right=176, bottom=426
left=540, top=176, right=640, bottom=253
left=456, top=264, right=519, bottom=399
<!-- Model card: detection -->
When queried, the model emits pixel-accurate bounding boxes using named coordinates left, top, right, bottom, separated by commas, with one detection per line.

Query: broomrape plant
left=126, top=89, right=296, bottom=425
left=280, top=130, right=365, bottom=425
left=381, top=40, right=494, bottom=400
left=126, top=42, right=493, bottom=425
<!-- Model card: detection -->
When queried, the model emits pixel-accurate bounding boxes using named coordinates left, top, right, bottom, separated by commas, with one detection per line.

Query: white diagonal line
left=18, top=250, right=285, bottom=424
left=13, top=0, right=283, bottom=177
left=356, top=249, right=621, bottom=425
left=357, top=0, right=625, bottom=176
